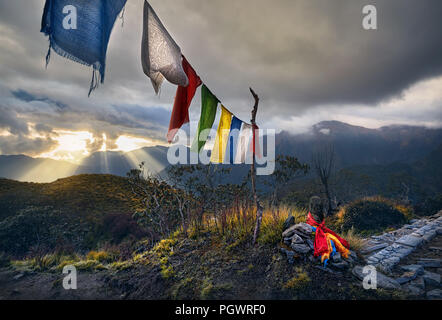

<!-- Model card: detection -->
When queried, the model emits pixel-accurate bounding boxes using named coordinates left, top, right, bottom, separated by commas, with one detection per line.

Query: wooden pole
left=250, top=88, right=263, bottom=245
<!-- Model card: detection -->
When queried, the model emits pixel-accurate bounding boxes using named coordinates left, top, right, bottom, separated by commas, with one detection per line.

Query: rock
left=423, top=271, right=441, bottom=286
left=416, top=259, right=441, bottom=268
left=314, top=265, right=338, bottom=274
left=396, top=271, right=418, bottom=284
left=291, top=234, right=305, bottom=244
left=426, top=289, right=442, bottom=300
left=361, top=243, right=388, bottom=254
left=410, top=277, right=425, bottom=290
left=422, top=231, right=437, bottom=242
left=349, top=250, right=357, bottom=259
left=283, top=216, right=295, bottom=231
left=11, top=289, right=20, bottom=295
left=352, top=265, right=400, bottom=290
left=395, top=234, right=424, bottom=248
left=282, top=225, right=297, bottom=238
left=283, top=237, right=292, bottom=246
left=280, top=248, right=296, bottom=265
left=305, top=239, right=314, bottom=250
left=290, top=243, right=311, bottom=254
left=330, top=261, right=348, bottom=270
left=399, top=264, right=424, bottom=276
left=13, top=273, right=24, bottom=280
left=293, top=223, right=313, bottom=235
left=402, top=284, right=424, bottom=296
left=332, top=252, right=342, bottom=262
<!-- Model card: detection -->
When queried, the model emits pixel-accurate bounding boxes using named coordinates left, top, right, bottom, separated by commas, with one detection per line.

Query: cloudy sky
left=0, top=0, right=441, bottom=162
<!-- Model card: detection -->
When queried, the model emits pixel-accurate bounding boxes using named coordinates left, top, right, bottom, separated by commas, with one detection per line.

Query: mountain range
left=1, top=121, right=441, bottom=183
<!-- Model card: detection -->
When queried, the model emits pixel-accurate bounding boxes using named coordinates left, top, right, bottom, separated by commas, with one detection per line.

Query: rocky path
left=353, top=211, right=442, bottom=299
left=362, top=211, right=442, bottom=273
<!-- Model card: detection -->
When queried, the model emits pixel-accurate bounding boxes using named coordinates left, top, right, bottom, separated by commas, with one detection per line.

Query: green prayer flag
left=191, top=84, right=219, bottom=152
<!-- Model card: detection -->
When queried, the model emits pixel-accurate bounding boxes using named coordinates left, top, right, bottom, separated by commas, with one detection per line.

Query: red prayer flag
left=251, top=124, right=262, bottom=159
left=167, top=56, right=202, bottom=143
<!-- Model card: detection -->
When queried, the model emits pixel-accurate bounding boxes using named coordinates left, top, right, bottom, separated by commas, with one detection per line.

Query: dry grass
left=340, top=227, right=366, bottom=252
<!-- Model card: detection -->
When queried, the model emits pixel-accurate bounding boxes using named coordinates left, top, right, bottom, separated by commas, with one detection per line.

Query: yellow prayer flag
left=211, top=105, right=233, bottom=163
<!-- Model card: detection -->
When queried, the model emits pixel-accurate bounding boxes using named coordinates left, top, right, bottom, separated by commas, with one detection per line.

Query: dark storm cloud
left=0, top=134, right=57, bottom=155
left=12, top=89, right=69, bottom=110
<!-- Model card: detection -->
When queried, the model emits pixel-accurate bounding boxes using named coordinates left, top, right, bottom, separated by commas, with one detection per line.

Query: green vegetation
left=284, top=267, right=311, bottom=291
left=0, top=175, right=146, bottom=257
left=1, top=155, right=436, bottom=300
left=337, top=197, right=409, bottom=233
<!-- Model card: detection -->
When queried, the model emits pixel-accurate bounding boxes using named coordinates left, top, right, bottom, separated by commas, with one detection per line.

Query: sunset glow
left=115, top=135, right=160, bottom=152
left=35, top=130, right=162, bottom=163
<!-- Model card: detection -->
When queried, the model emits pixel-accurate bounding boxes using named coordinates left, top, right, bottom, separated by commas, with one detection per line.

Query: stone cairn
left=279, top=216, right=357, bottom=271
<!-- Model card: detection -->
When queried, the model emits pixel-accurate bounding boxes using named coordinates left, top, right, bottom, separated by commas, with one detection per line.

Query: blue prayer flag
left=41, top=0, right=127, bottom=95
left=224, top=116, right=243, bottom=164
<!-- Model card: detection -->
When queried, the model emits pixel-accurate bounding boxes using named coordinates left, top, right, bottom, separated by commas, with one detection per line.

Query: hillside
left=0, top=174, right=140, bottom=220
left=0, top=174, right=145, bottom=256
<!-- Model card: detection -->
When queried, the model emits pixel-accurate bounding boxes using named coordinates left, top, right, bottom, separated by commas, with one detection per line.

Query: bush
left=101, top=213, right=146, bottom=243
left=339, top=197, right=407, bottom=232
left=0, top=252, right=10, bottom=268
left=284, top=267, right=311, bottom=291
left=414, top=194, right=442, bottom=216
left=86, top=250, right=117, bottom=263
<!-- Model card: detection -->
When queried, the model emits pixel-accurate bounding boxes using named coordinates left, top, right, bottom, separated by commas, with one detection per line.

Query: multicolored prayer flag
left=167, top=56, right=202, bottom=143
left=141, top=0, right=188, bottom=94
left=210, top=106, right=233, bottom=163
left=191, top=85, right=219, bottom=153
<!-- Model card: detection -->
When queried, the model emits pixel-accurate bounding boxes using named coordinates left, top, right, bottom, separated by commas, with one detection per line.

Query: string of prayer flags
left=210, top=106, right=233, bottom=163
left=234, top=123, right=253, bottom=164
left=141, top=0, right=188, bottom=94
left=191, top=85, right=219, bottom=153
left=41, top=0, right=127, bottom=96
left=225, top=116, right=243, bottom=164
left=167, top=56, right=202, bottom=143
left=252, top=124, right=262, bottom=159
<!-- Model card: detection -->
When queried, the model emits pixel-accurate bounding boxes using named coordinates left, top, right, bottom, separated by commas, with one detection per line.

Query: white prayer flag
left=141, top=1, right=188, bottom=94
left=234, top=123, right=252, bottom=164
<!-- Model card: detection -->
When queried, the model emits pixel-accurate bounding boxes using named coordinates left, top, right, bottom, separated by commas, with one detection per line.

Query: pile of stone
left=279, top=216, right=356, bottom=270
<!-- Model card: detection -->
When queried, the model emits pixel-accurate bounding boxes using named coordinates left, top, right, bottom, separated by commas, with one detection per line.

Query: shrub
left=86, top=250, right=117, bottom=263
left=101, top=213, right=146, bottom=243
left=414, top=194, right=442, bottom=216
left=0, top=252, right=10, bottom=268
left=284, top=267, right=311, bottom=291
left=109, top=261, right=133, bottom=272
left=171, top=277, right=200, bottom=299
left=339, top=197, right=407, bottom=232
left=200, top=279, right=233, bottom=300
left=160, top=265, right=175, bottom=279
